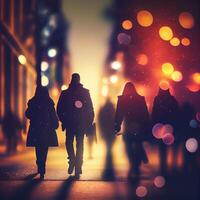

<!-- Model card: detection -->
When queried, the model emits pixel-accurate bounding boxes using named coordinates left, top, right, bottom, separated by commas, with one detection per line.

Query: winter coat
left=25, top=97, right=59, bottom=147
left=57, top=83, right=94, bottom=133
left=151, top=90, right=180, bottom=130
left=115, top=93, right=150, bottom=139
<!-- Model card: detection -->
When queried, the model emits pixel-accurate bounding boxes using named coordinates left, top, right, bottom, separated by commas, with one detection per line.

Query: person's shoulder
left=27, top=97, right=35, bottom=105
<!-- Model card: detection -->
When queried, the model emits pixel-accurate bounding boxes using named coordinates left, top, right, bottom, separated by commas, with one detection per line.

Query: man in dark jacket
left=115, top=82, right=150, bottom=177
left=57, top=73, right=94, bottom=178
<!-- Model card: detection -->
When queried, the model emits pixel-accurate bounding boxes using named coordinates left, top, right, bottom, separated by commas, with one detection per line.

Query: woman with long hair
left=115, top=82, right=150, bottom=178
left=25, top=86, right=59, bottom=179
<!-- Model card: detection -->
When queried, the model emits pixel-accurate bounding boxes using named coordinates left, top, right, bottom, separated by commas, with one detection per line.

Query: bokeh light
left=162, top=133, right=175, bottom=145
left=122, top=19, right=133, bottom=30
left=136, top=186, right=148, bottom=198
left=187, top=84, right=199, bottom=92
left=171, top=71, right=183, bottom=82
left=152, top=123, right=164, bottom=139
left=137, top=85, right=146, bottom=96
left=111, top=61, right=121, bottom=70
left=159, top=80, right=170, bottom=90
left=136, top=54, right=148, bottom=66
left=159, top=26, right=173, bottom=41
left=75, top=100, right=83, bottom=108
left=101, top=85, right=109, bottom=97
left=181, top=37, right=191, bottom=46
left=117, top=33, right=131, bottom=45
left=48, top=48, right=57, bottom=58
left=41, top=75, right=49, bottom=86
left=192, top=73, right=200, bottom=84
left=41, top=61, right=49, bottom=71
left=51, top=87, right=59, bottom=96
left=189, top=119, right=198, bottom=128
left=162, top=63, right=174, bottom=76
left=18, top=55, right=27, bottom=65
left=185, top=138, right=198, bottom=153
left=61, top=84, right=67, bottom=91
left=137, top=10, right=153, bottom=27
left=110, top=75, right=118, bottom=83
left=196, top=112, right=200, bottom=122
left=163, top=124, right=174, bottom=134
left=179, top=12, right=194, bottom=29
left=170, top=37, right=180, bottom=46
left=154, top=176, right=166, bottom=188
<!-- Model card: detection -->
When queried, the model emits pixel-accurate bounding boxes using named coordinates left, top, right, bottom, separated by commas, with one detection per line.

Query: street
left=0, top=132, right=199, bottom=200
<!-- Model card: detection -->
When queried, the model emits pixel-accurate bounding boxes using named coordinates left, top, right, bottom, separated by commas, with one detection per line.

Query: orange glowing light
left=159, top=80, right=170, bottom=90
left=179, top=12, right=194, bottom=29
left=181, top=37, right=191, bottom=46
left=170, top=37, right=180, bottom=46
left=122, top=20, right=133, bottom=30
left=162, top=63, right=174, bottom=76
left=187, top=84, right=199, bottom=92
left=136, top=54, right=148, bottom=66
left=192, top=73, right=200, bottom=84
left=171, top=71, right=183, bottom=82
left=159, top=26, right=173, bottom=41
left=137, top=86, right=146, bottom=96
left=137, top=10, right=153, bottom=27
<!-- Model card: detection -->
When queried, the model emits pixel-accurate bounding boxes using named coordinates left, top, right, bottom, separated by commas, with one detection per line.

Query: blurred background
left=0, top=0, right=200, bottom=199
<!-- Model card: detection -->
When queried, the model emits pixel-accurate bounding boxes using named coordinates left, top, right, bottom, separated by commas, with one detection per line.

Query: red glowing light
left=179, top=12, right=194, bottom=29
left=162, top=133, right=175, bottom=145
left=122, top=20, right=133, bottom=30
left=75, top=100, right=83, bottom=108
left=159, top=80, right=170, bottom=90
left=137, top=10, right=153, bottom=27
left=181, top=38, right=191, bottom=46
left=136, top=54, right=148, bottom=66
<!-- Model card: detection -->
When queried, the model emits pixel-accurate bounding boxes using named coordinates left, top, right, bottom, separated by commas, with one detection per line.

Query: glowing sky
left=62, top=0, right=112, bottom=108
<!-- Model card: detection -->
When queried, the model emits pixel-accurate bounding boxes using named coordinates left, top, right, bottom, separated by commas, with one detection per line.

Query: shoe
left=68, top=162, right=75, bottom=174
left=39, top=173, right=44, bottom=180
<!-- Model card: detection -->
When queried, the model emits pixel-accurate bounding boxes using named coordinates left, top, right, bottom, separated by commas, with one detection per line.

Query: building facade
left=0, top=0, right=36, bottom=124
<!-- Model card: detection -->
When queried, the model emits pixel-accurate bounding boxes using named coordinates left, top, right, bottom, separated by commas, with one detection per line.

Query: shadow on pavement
left=54, top=176, right=75, bottom=200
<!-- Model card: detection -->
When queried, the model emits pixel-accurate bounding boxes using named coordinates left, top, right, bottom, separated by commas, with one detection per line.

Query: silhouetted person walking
left=98, top=98, right=115, bottom=179
left=57, top=73, right=94, bottom=178
left=1, top=110, right=23, bottom=154
left=25, top=86, right=58, bottom=179
left=115, top=82, right=150, bottom=178
left=152, top=88, right=180, bottom=174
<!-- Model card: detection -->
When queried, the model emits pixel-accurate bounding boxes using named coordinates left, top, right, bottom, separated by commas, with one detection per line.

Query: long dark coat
left=115, top=93, right=150, bottom=138
left=57, top=83, right=94, bottom=133
left=25, top=97, right=59, bottom=147
left=151, top=89, right=180, bottom=132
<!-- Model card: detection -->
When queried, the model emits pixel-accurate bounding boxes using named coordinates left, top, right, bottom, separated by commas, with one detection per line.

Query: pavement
left=0, top=133, right=199, bottom=200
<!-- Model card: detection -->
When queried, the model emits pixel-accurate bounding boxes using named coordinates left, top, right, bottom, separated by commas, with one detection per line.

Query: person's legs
left=123, top=135, right=135, bottom=176
left=35, top=146, right=48, bottom=178
left=75, top=133, right=84, bottom=177
left=66, top=132, right=75, bottom=174
left=132, top=142, right=143, bottom=175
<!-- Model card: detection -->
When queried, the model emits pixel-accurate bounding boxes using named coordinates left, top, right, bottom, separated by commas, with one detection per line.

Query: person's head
left=70, top=73, right=80, bottom=85
left=35, top=86, right=49, bottom=99
left=158, top=88, right=171, bottom=97
left=122, top=82, right=137, bottom=95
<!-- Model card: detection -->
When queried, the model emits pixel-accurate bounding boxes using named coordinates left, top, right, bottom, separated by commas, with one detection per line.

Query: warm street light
left=41, top=75, right=49, bottom=86
left=111, top=61, right=121, bottom=70
left=61, top=84, right=67, bottom=90
left=41, top=61, right=49, bottom=71
left=48, top=48, right=57, bottom=58
left=18, top=55, right=27, bottom=65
